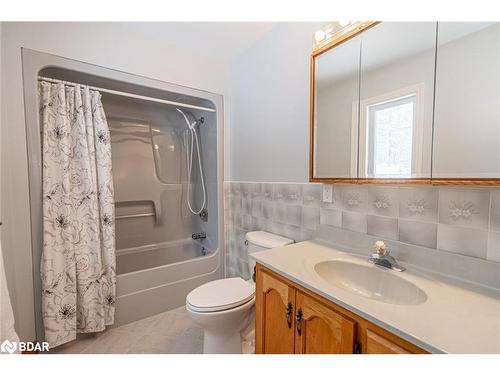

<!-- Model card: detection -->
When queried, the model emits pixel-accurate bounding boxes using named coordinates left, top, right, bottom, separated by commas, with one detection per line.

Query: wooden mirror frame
left=309, top=21, right=500, bottom=186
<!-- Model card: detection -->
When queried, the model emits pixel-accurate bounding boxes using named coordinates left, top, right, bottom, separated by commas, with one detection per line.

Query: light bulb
left=314, top=29, right=326, bottom=42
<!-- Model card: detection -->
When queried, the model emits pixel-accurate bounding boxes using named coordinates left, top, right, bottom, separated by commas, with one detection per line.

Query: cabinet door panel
left=255, top=267, right=296, bottom=354
left=433, top=22, right=500, bottom=179
left=365, top=329, right=410, bottom=354
left=295, top=291, right=355, bottom=354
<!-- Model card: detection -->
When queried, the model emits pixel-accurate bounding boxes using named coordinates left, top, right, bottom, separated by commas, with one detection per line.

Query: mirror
left=312, top=22, right=437, bottom=181
left=433, top=22, right=500, bottom=179
left=311, top=21, right=500, bottom=184
left=313, top=35, right=361, bottom=179
left=358, top=22, right=436, bottom=179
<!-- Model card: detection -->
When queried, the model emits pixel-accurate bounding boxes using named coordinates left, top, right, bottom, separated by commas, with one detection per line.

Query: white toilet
left=186, top=231, right=294, bottom=354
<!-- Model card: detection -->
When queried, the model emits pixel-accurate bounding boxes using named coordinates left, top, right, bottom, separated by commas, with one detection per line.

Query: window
left=367, top=94, right=416, bottom=178
left=356, top=84, right=424, bottom=179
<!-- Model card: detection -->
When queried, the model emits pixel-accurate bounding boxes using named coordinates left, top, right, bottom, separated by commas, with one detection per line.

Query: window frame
left=355, top=83, right=425, bottom=179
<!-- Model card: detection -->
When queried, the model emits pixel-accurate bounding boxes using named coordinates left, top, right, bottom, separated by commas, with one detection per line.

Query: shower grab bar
left=115, top=213, right=156, bottom=220
left=38, top=76, right=216, bottom=113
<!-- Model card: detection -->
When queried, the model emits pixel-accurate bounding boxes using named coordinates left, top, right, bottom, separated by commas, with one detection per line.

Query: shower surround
left=21, top=49, right=225, bottom=343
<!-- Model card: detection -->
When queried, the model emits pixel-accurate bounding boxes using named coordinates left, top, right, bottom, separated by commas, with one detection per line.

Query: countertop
left=250, top=240, right=500, bottom=353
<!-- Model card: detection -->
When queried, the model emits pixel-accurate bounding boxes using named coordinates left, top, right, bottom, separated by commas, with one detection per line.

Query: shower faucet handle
left=192, top=232, right=207, bottom=240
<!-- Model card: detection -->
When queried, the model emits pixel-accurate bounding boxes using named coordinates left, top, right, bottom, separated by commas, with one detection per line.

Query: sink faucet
left=368, top=241, right=405, bottom=272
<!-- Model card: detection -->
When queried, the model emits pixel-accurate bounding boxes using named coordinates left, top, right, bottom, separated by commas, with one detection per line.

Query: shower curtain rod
left=37, top=76, right=216, bottom=113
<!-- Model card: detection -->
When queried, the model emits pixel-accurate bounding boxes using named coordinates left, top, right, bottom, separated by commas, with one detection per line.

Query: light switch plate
left=322, top=184, right=333, bottom=203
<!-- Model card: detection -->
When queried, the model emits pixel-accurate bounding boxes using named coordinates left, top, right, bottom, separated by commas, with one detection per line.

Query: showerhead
left=176, top=107, right=204, bottom=128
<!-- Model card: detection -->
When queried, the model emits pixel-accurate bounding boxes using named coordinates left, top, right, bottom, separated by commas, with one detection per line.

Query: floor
left=50, top=306, right=204, bottom=354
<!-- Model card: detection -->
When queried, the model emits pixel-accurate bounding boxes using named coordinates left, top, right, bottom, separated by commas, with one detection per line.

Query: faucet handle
left=374, top=240, right=388, bottom=256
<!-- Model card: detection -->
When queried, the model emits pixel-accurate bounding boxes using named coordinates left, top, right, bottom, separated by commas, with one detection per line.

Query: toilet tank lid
left=245, top=231, right=294, bottom=248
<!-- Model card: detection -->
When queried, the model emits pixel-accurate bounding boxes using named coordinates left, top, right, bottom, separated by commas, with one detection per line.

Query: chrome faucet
left=192, top=232, right=207, bottom=240
left=368, top=241, right=405, bottom=272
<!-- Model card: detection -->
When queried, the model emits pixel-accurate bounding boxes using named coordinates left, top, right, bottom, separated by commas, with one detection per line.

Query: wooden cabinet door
left=255, top=266, right=296, bottom=354
left=365, top=329, right=411, bottom=354
left=294, top=291, right=356, bottom=354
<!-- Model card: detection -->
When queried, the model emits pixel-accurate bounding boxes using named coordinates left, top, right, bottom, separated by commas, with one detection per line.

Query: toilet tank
left=245, top=231, right=294, bottom=281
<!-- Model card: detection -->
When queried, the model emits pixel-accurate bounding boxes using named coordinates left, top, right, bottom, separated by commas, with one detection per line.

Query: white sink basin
left=314, top=260, right=427, bottom=305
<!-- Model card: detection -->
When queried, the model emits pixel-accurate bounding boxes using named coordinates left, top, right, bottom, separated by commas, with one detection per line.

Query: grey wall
left=229, top=23, right=323, bottom=182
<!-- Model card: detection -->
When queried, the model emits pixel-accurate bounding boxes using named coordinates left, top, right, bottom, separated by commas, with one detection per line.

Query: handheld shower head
left=176, top=108, right=204, bottom=129
left=176, top=107, right=207, bottom=217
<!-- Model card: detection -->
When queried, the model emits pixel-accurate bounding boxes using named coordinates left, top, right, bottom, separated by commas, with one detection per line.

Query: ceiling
left=118, top=22, right=277, bottom=64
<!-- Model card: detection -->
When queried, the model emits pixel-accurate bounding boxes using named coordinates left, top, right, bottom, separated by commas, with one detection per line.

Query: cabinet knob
left=285, top=302, right=293, bottom=328
left=295, top=309, right=303, bottom=336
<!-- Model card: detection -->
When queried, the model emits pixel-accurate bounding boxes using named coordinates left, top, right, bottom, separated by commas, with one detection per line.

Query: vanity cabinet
left=255, top=264, right=427, bottom=354
left=294, top=291, right=355, bottom=354
left=255, top=266, right=296, bottom=353
left=365, top=330, right=410, bottom=354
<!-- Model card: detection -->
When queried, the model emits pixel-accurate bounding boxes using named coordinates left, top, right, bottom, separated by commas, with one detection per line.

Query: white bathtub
left=115, top=239, right=222, bottom=326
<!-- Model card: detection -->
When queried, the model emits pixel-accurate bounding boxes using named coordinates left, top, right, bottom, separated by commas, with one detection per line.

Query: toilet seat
left=186, top=277, right=255, bottom=313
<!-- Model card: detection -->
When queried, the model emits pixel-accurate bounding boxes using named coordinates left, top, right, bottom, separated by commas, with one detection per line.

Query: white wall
left=0, top=22, right=232, bottom=341
left=229, top=22, right=322, bottom=182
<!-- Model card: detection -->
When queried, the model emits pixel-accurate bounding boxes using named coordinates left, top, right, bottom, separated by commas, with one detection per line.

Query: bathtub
left=114, top=238, right=222, bottom=326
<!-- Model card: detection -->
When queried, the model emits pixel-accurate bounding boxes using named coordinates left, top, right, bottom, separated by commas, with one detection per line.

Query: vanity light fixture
left=338, top=20, right=352, bottom=27
left=312, top=21, right=374, bottom=51
left=314, top=29, right=326, bottom=42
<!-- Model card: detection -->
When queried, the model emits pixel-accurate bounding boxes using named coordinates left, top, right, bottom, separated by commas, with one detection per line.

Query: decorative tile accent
left=273, top=184, right=287, bottom=202
left=437, top=224, right=488, bottom=258
left=230, top=182, right=241, bottom=197
left=241, top=182, right=261, bottom=198
left=366, top=215, right=399, bottom=240
left=366, top=186, right=399, bottom=217
left=399, top=219, right=437, bottom=248
left=284, top=184, right=303, bottom=204
left=337, top=184, right=366, bottom=212
left=302, top=184, right=322, bottom=207
left=261, top=183, right=274, bottom=200
left=399, top=187, right=438, bottom=222
left=438, top=188, right=490, bottom=229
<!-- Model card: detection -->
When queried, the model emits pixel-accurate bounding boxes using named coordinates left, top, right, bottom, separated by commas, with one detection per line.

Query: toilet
left=186, top=231, right=294, bottom=354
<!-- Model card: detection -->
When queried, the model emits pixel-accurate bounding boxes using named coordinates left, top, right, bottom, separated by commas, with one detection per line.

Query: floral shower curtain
left=39, top=81, right=116, bottom=348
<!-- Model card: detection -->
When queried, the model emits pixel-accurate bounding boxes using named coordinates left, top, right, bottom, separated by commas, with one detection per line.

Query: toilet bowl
left=186, top=231, right=293, bottom=354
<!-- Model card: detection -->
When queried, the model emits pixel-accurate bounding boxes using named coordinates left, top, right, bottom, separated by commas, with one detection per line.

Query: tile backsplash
left=224, top=182, right=500, bottom=279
